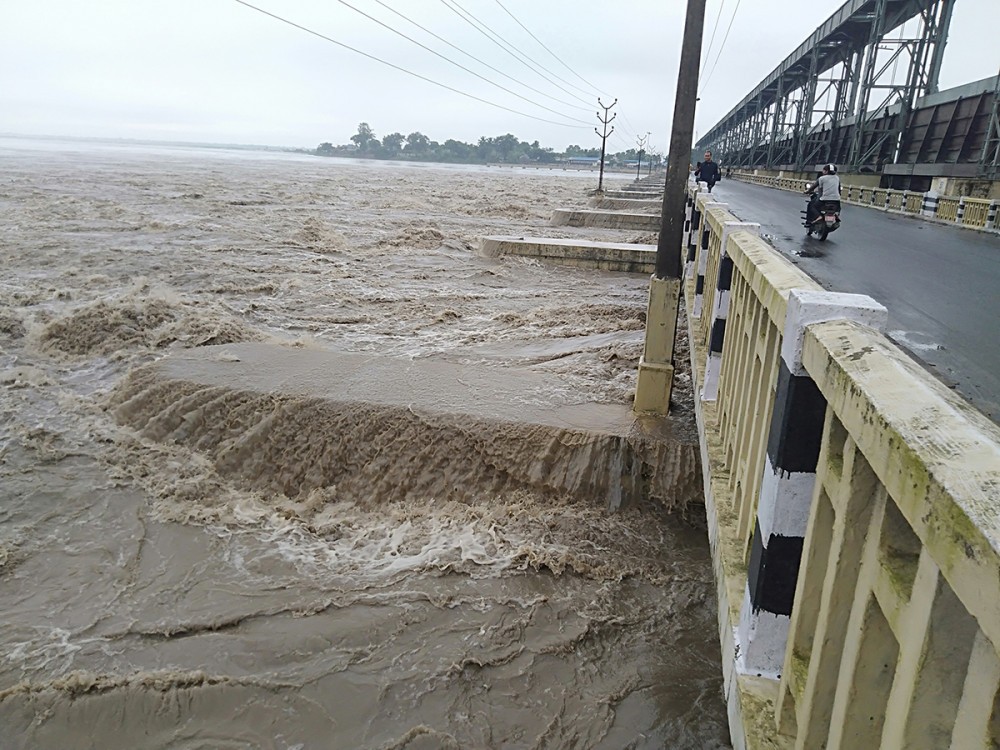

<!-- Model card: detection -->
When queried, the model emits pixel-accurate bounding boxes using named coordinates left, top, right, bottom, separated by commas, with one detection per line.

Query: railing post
left=901, top=190, right=909, bottom=212
left=702, top=221, right=761, bottom=401
left=692, top=194, right=726, bottom=318
left=684, top=188, right=700, bottom=278
left=686, top=200, right=701, bottom=280
left=957, top=196, right=966, bottom=224
left=737, top=289, right=887, bottom=677
left=988, top=200, right=999, bottom=230
left=922, top=190, right=939, bottom=218
left=884, top=190, right=891, bottom=210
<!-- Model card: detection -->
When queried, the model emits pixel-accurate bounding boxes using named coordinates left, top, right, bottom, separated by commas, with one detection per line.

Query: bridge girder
left=697, top=0, right=958, bottom=173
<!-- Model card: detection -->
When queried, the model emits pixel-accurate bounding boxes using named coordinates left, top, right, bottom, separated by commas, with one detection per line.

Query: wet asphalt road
left=704, top=178, right=1000, bottom=423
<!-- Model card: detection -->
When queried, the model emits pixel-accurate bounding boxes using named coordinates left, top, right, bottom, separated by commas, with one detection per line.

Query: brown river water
left=0, top=138, right=728, bottom=749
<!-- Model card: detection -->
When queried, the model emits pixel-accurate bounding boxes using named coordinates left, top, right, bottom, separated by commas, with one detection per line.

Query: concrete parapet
left=780, top=319, right=1000, bottom=748
left=550, top=208, right=662, bottom=231
left=479, top=235, right=657, bottom=273
left=681, top=176, right=1000, bottom=749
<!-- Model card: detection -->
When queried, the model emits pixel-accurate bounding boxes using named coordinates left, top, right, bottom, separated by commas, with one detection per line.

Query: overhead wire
left=438, top=0, right=594, bottom=108
left=700, top=0, right=726, bottom=78
left=332, top=0, right=592, bottom=124
left=491, top=0, right=608, bottom=98
left=369, top=0, right=592, bottom=113
left=232, top=0, right=589, bottom=128
left=618, top=112, right=641, bottom=143
left=611, top=130, right=632, bottom=151
left=699, top=0, right=743, bottom=96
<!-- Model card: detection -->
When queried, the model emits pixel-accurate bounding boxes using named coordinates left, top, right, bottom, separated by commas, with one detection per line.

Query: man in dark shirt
left=697, top=150, right=721, bottom=192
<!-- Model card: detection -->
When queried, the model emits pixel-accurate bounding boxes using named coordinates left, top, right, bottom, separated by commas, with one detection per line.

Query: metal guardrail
left=681, top=181, right=1000, bottom=749
left=729, top=171, right=999, bottom=232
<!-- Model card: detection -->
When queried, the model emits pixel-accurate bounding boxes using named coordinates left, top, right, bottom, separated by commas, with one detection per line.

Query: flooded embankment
left=0, top=139, right=729, bottom=748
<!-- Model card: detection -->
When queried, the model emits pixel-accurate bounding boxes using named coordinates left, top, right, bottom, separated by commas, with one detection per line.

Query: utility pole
left=595, top=98, right=617, bottom=193
left=656, top=1, right=706, bottom=278
left=634, top=0, right=707, bottom=415
left=635, top=132, right=650, bottom=181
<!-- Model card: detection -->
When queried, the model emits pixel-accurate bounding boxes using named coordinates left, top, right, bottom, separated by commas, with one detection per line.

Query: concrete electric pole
left=635, top=132, right=650, bottom=181
left=595, top=98, right=617, bottom=193
left=634, top=0, right=707, bottom=415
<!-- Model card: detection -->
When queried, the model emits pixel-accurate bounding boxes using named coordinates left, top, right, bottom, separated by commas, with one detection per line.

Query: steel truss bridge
left=696, top=0, right=1000, bottom=187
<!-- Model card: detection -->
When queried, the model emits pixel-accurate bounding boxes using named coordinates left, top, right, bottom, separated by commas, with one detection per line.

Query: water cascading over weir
left=110, top=341, right=703, bottom=513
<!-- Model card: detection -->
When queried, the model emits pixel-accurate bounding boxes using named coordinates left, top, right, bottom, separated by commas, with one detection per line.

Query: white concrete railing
left=680, top=182, right=1000, bottom=749
left=729, top=170, right=999, bottom=232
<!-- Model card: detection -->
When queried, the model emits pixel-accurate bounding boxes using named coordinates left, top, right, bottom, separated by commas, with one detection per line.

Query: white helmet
left=824, top=163, right=837, bottom=174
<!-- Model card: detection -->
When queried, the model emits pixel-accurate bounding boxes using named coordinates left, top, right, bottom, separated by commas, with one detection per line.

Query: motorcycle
left=802, top=195, right=841, bottom=241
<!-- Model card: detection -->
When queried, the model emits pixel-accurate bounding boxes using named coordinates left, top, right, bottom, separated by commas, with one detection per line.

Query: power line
left=700, top=0, right=726, bottom=76
left=232, top=0, right=589, bottom=129
left=333, top=0, right=592, bottom=124
left=370, top=0, right=591, bottom=112
left=618, top=112, right=641, bottom=142
left=699, top=0, right=742, bottom=96
left=491, top=0, right=608, bottom=98
left=611, top=130, right=632, bottom=151
left=438, top=0, right=593, bottom=108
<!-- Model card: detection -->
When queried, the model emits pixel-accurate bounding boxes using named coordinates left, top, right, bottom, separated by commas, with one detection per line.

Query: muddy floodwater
left=0, top=137, right=728, bottom=749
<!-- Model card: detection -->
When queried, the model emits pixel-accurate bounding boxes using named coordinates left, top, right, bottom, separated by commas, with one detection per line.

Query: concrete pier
left=550, top=209, right=662, bottom=231
left=112, top=343, right=702, bottom=512
left=480, top=235, right=657, bottom=273
left=603, top=190, right=663, bottom=200
left=588, top=197, right=663, bottom=212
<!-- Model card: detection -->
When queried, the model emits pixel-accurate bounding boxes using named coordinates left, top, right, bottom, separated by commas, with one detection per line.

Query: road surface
left=704, top=178, right=1000, bottom=422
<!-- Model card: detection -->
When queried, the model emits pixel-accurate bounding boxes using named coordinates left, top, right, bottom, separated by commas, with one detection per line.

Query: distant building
left=565, top=156, right=601, bottom=165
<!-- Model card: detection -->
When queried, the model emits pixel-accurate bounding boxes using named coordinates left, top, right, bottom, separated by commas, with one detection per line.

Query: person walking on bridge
left=696, top=151, right=720, bottom=192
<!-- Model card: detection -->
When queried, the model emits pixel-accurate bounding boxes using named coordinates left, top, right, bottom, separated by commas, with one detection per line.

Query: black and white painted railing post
left=702, top=221, right=761, bottom=402
left=957, top=196, right=966, bottom=224
left=736, top=289, right=887, bottom=678
left=883, top=190, right=891, bottom=210
left=988, top=200, right=999, bottom=231
left=684, top=190, right=699, bottom=278
left=686, top=190, right=702, bottom=280
left=692, top=194, right=728, bottom=320
left=922, top=191, right=939, bottom=218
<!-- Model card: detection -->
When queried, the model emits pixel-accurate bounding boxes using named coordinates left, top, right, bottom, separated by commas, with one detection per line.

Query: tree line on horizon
left=315, top=122, right=663, bottom=167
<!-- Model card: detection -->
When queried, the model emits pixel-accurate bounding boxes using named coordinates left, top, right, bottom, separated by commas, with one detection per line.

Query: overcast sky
left=2, top=0, right=996, bottom=153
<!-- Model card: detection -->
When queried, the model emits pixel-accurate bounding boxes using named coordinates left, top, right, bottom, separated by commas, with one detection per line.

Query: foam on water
left=0, top=139, right=728, bottom=748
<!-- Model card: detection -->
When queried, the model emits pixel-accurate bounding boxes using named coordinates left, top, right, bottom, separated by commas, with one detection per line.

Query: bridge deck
left=705, top=179, right=1000, bottom=421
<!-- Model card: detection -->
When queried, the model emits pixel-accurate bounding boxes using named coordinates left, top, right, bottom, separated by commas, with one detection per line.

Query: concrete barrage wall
left=680, top=182, right=1000, bottom=749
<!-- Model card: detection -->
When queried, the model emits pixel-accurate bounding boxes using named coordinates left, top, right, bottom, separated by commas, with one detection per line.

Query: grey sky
left=1, top=0, right=996, bottom=152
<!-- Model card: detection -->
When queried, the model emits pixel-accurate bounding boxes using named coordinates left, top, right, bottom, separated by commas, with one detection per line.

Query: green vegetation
left=316, top=123, right=663, bottom=168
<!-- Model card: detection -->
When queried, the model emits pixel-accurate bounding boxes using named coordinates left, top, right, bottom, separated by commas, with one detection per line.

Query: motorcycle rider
left=804, top=163, right=841, bottom=225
